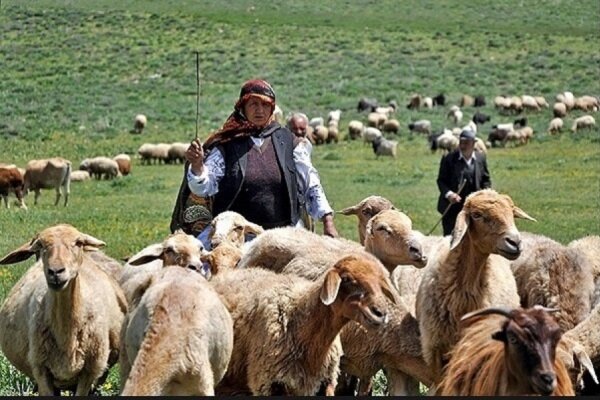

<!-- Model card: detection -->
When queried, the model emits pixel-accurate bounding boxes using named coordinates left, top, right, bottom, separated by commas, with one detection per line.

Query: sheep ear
left=127, top=244, right=164, bottom=266
left=320, top=270, right=342, bottom=306
left=243, top=222, right=264, bottom=237
left=513, top=206, right=536, bottom=222
left=0, top=238, right=39, bottom=265
left=573, top=343, right=599, bottom=384
left=450, top=210, right=469, bottom=250
left=338, top=204, right=359, bottom=215
left=76, top=234, right=106, bottom=251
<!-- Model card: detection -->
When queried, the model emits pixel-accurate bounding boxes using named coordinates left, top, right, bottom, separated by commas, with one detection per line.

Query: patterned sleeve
left=293, top=139, right=334, bottom=220
left=186, top=147, right=225, bottom=197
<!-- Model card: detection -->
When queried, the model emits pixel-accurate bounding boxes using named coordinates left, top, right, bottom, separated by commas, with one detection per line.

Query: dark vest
left=213, top=125, right=300, bottom=227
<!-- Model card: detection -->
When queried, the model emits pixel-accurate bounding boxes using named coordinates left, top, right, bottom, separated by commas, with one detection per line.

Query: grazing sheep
left=535, top=96, right=549, bottom=108
left=79, top=156, right=120, bottom=180
left=460, top=95, right=474, bottom=107
left=70, top=169, right=91, bottom=182
left=363, top=126, right=383, bottom=144
left=0, top=224, right=127, bottom=395
left=472, top=111, right=491, bottom=125
left=0, top=165, right=26, bottom=209
left=309, top=116, right=324, bottom=129
left=553, top=102, right=568, bottom=118
left=211, top=254, right=397, bottom=396
left=121, top=266, right=233, bottom=396
left=371, top=136, right=398, bottom=158
left=338, top=195, right=395, bottom=245
left=432, top=93, right=446, bottom=107
left=347, top=120, right=365, bottom=140
left=327, top=109, right=342, bottom=124
left=494, top=95, right=512, bottom=112
left=381, top=118, right=400, bottom=134
left=446, top=108, right=463, bottom=125
left=548, top=117, right=564, bottom=135
left=367, top=112, right=387, bottom=129
left=437, top=306, right=575, bottom=396
left=23, top=157, right=71, bottom=206
left=408, top=119, right=431, bottom=135
left=422, top=97, right=433, bottom=109
left=132, top=114, right=147, bottom=134
left=461, top=119, right=478, bottom=134
left=406, top=94, right=422, bottom=110
left=556, top=92, right=575, bottom=110
left=513, top=116, right=528, bottom=129
left=509, top=96, right=523, bottom=114
left=326, top=121, right=340, bottom=144
left=167, top=142, right=188, bottom=164
left=488, top=123, right=514, bottom=147
left=474, top=95, right=486, bottom=107
left=571, top=115, right=596, bottom=133
left=521, top=95, right=541, bottom=111
left=312, top=125, right=328, bottom=145
left=113, top=153, right=131, bottom=176
left=574, top=96, right=599, bottom=112
left=415, top=189, right=535, bottom=380
left=357, top=97, right=378, bottom=113
left=429, top=129, right=459, bottom=154
left=510, top=232, right=596, bottom=332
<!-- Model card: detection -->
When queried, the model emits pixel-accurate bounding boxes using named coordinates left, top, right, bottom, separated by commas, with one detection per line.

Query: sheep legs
left=33, top=367, right=56, bottom=396
left=385, top=369, right=421, bottom=395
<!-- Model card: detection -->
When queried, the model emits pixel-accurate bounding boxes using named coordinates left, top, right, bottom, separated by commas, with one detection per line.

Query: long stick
left=427, top=178, right=467, bottom=236
left=195, top=50, right=200, bottom=140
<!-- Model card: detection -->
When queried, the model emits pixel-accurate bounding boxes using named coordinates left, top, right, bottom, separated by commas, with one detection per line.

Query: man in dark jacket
left=436, top=129, right=492, bottom=235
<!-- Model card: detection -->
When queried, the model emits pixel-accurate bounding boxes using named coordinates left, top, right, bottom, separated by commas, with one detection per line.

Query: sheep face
left=451, top=189, right=536, bottom=259
left=338, top=195, right=394, bottom=244
left=201, top=241, right=242, bottom=276
left=127, top=232, right=208, bottom=276
left=209, top=211, right=264, bottom=248
left=0, top=224, right=105, bottom=291
left=366, top=210, right=426, bottom=268
left=320, top=254, right=397, bottom=329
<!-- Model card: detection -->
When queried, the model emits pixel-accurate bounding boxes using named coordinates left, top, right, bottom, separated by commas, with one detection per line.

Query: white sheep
left=208, top=210, right=265, bottom=249
left=167, top=142, right=189, bottom=164
left=556, top=92, right=575, bottom=110
left=548, top=117, right=564, bottom=135
left=415, top=189, right=536, bottom=381
left=79, top=156, right=120, bottom=180
left=0, top=224, right=127, bottom=395
left=408, top=119, right=431, bottom=135
left=367, top=112, right=387, bottom=129
left=120, top=266, right=233, bottom=395
left=446, top=108, right=463, bottom=125
left=132, top=114, right=147, bottom=134
left=210, top=253, right=397, bottom=395
left=571, top=115, right=596, bottom=133
left=347, top=120, right=365, bottom=140
left=327, top=109, right=342, bottom=124
left=521, top=95, right=541, bottom=111
left=371, top=136, right=398, bottom=158
left=23, top=157, right=71, bottom=206
left=553, top=102, right=567, bottom=118
left=363, top=126, right=383, bottom=144
left=381, top=118, right=400, bottom=134
left=309, top=116, right=324, bottom=129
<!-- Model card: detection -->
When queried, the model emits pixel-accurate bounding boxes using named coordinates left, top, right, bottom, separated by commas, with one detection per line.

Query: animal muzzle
left=497, top=232, right=522, bottom=260
left=533, top=371, right=557, bottom=396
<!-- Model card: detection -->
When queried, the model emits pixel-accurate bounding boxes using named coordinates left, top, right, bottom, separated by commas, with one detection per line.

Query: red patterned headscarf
left=203, top=79, right=277, bottom=150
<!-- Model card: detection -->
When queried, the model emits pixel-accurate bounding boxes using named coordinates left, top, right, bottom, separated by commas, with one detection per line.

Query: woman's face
left=243, top=97, right=273, bottom=127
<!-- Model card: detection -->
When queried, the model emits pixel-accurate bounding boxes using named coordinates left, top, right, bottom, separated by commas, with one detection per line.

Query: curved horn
left=461, top=306, right=514, bottom=323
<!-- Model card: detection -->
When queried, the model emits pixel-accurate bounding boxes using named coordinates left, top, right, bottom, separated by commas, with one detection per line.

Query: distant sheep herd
left=0, top=89, right=599, bottom=397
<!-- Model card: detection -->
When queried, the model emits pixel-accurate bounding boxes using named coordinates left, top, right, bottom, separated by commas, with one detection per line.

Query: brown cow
left=0, top=165, right=26, bottom=209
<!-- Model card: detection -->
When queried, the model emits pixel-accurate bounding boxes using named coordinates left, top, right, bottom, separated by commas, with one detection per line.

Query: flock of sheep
left=0, top=185, right=598, bottom=396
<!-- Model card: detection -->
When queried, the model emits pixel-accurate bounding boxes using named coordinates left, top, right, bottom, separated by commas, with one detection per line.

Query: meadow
left=0, top=0, right=599, bottom=395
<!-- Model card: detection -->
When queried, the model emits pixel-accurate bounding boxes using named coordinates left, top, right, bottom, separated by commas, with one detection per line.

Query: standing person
left=170, top=79, right=338, bottom=247
left=436, top=129, right=492, bottom=236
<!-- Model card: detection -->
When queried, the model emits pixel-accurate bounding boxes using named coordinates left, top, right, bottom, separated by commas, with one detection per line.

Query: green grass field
left=0, top=0, right=599, bottom=395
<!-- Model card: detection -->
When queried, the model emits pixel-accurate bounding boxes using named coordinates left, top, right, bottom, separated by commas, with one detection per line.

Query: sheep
left=79, top=156, right=120, bottom=180
left=347, top=120, right=365, bottom=140
left=437, top=306, right=575, bottom=396
left=208, top=210, right=265, bottom=249
left=70, top=169, right=91, bottom=182
left=0, top=165, right=26, bottom=209
left=488, top=123, right=514, bottom=147
left=309, top=116, right=324, bottom=129
left=509, top=232, right=596, bottom=332
left=327, top=109, right=342, bottom=125
left=460, top=95, right=474, bottom=107
left=446, top=108, right=463, bottom=125
left=548, top=117, right=564, bottom=135
left=535, top=96, right=549, bottom=108
left=210, top=253, right=397, bottom=395
left=474, top=95, right=486, bottom=107
left=429, top=129, right=459, bottom=154
left=113, top=153, right=131, bottom=176
left=474, top=137, right=488, bottom=154
left=311, top=125, right=328, bottom=145
left=337, top=195, right=395, bottom=245
left=567, top=235, right=600, bottom=307
left=371, top=136, right=398, bottom=158
left=415, top=189, right=535, bottom=380
left=571, top=115, right=596, bottom=133
left=363, top=126, right=383, bottom=144
left=167, top=142, right=188, bottom=164
left=201, top=241, right=243, bottom=275
left=422, top=96, right=433, bottom=109
left=406, top=94, right=422, bottom=110
left=432, top=93, right=446, bottom=106
left=461, top=119, right=478, bottom=134
left=472, top=111, right=491, bottom=125
left=553, top=102, right=568, bottom=118
left=23, top=157, right=71, bottom=206
left=521, top=95, right=541, bottom=111
left=513, top=116, right=528, bottom=129
left=132, top=114, right=147, bottom=134
left=237, top=209, right=427, bottom=277
left=357, top=97, right=378, bottom=113
left=556, top=91, right=575, bottom=110
left=375, top=105, right=395, bottom=117
left=326, top=121, right=340, bottom=144
left=494, top=95, right=512, bottom=112
left=509, top=96, right=523, bottom=113
left=137, top=143, right=171, bottom=164
left=120, top=266, right=233, bottom=396
left=367, top=112, right=387, bottom=129
left=574, top=95, right=600, bottom=112
left=381, top=118, right=400, bottom=134
left=408, top=119, right=431, bottom=135
left=0, top=224, right=127, bottom=395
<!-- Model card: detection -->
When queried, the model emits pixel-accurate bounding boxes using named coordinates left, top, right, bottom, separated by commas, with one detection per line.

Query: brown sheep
left=338, top=195, right=395, bottom=245
left=0, top=224, right=127, bottom=395
left=437, top=306, right=575, bottom=396
left=113, top=154, right=132, bottom=176
left=23, top=157, right=71, bottom=206
left=415, top=189, right=536, bottom=381
left=210, top=253, right=397, bottom=396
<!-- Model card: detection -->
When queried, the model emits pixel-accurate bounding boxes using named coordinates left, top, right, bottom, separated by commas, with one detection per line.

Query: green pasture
left=0, top=0, right=599, bottom=395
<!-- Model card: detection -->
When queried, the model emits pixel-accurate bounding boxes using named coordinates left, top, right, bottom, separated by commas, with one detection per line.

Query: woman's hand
left=186, top=138, right=204, bottom=175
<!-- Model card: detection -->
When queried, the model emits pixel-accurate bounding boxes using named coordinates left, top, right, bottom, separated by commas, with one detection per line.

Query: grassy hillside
left=0, top=0, right=599, bottom=395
